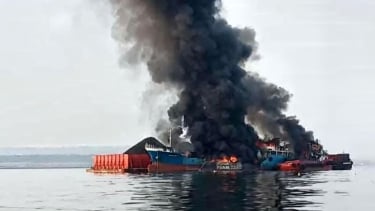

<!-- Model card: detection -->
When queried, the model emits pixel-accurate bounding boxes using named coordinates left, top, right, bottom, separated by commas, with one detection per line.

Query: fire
left=230, top=156, right=238, bottom=163
left=215, top=156, right=239, bottom=163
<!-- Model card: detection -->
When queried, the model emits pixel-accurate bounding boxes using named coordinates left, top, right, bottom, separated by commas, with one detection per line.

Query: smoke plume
left=110, top=0, right=315, bottom=162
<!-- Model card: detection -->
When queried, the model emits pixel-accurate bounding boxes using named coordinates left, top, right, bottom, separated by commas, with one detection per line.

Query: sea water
left=0, top=155, right=373, bottom=210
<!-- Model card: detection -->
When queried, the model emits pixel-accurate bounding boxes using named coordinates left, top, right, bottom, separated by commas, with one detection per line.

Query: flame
left=229, top=156, right=238, bottom=163
left=215, top=156, right=239, bottom=163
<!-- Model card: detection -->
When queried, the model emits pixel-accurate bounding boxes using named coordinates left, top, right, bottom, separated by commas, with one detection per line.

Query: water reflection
left=124, top=171, right=327, bottom=210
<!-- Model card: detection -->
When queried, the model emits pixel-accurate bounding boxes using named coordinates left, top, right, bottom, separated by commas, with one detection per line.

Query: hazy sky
left=0, top=0, right=374, bottom=160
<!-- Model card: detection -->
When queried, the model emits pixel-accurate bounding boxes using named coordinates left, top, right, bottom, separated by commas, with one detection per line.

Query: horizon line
left=0, top=144, right=130, bottom=149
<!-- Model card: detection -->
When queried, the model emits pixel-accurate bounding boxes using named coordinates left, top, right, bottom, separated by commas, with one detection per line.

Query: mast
left=180, top=115, right=189, bottom=139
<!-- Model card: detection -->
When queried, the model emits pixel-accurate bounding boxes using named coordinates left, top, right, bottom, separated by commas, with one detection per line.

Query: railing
left=144, top=143, right=174, bottom=153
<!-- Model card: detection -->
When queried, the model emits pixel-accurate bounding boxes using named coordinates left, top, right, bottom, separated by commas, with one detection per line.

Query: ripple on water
left=0, top=168, right=371, bottom=210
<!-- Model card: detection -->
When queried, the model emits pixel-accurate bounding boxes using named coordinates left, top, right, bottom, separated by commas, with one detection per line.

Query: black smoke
left=110, top=0, right=315, bottom=162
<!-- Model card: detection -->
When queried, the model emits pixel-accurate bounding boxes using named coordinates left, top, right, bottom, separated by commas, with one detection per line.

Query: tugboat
left=145, top=144, right=245, bottom=172
left=256, top=138, right=294, bottom=170
left=145, top=117, right=205, bottom=173
left=145, top=143, right=204, bottom=172
left=278, top=141, right=353, bottom=172
left=145, top=116, right=244, bottom=173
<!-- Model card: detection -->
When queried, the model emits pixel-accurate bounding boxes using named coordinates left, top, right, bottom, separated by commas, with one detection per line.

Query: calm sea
left=0, top=155, right=373, bottom=210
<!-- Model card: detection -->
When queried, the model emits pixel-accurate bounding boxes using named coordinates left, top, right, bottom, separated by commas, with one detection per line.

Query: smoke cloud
left=110, top=0, right=315, bottom=162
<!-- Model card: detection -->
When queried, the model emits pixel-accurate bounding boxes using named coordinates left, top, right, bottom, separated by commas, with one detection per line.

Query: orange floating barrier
left=119, top=154, right=125, bottom=169
left=88, top=153, right=151, bottom=173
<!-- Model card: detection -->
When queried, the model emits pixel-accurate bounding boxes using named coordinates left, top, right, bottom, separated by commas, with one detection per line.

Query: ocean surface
left=0, top=155, right=373, bottom=210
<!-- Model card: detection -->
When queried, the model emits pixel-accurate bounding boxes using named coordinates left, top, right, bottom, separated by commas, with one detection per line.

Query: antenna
left=169, top=127, right=172, bottom=148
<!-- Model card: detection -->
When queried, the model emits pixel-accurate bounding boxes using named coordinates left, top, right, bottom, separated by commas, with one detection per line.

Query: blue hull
left=260, top=155, right=287, bottom=170
left=147, top=150, right=203, bottom=166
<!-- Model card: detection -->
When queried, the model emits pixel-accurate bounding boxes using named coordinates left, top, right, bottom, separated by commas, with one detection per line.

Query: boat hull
left=260, top=155, right=287, bottom=170
left=147, top=162, right=201, bottom=173
left=327, top=154, right=353, bottom=170
left=331, top=162, right=353, bottom=170
left=279, top=160, right=332, bottom=172
left=146, top=148, right=204, bottom=173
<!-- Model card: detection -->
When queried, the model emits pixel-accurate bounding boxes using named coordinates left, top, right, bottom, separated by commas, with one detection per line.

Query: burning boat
left=198, top=156, right=244, bottom=172
left=255, top=137, right=353, bottom=172
left=145, top=117, right=247, bottom=173
left=145, top=137, right=244, bottom=172
left=278, top=141, right=353, bottom=172
left=144, top=124, right=353, bottom=173
left=215, top=156, right=243, bottom=171
left=256, top=138, right=294, bottom=170
left=145, top=143, right=245, bottom=173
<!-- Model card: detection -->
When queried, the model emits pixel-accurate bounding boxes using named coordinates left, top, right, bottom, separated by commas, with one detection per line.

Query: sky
left=0, top=0, right=374, bottom=160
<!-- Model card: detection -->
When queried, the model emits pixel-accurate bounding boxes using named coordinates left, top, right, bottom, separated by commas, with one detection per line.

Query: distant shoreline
left=0, top=146, right=129, bottom=156
left=0, top=154, right=92, bottom=169
left=0, top=167, right=87, bottom=170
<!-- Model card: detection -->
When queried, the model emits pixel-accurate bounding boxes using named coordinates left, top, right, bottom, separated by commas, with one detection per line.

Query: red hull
left=147, top=163, right=201, bottom=173
left=279, top=160, right=332, bottom=172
